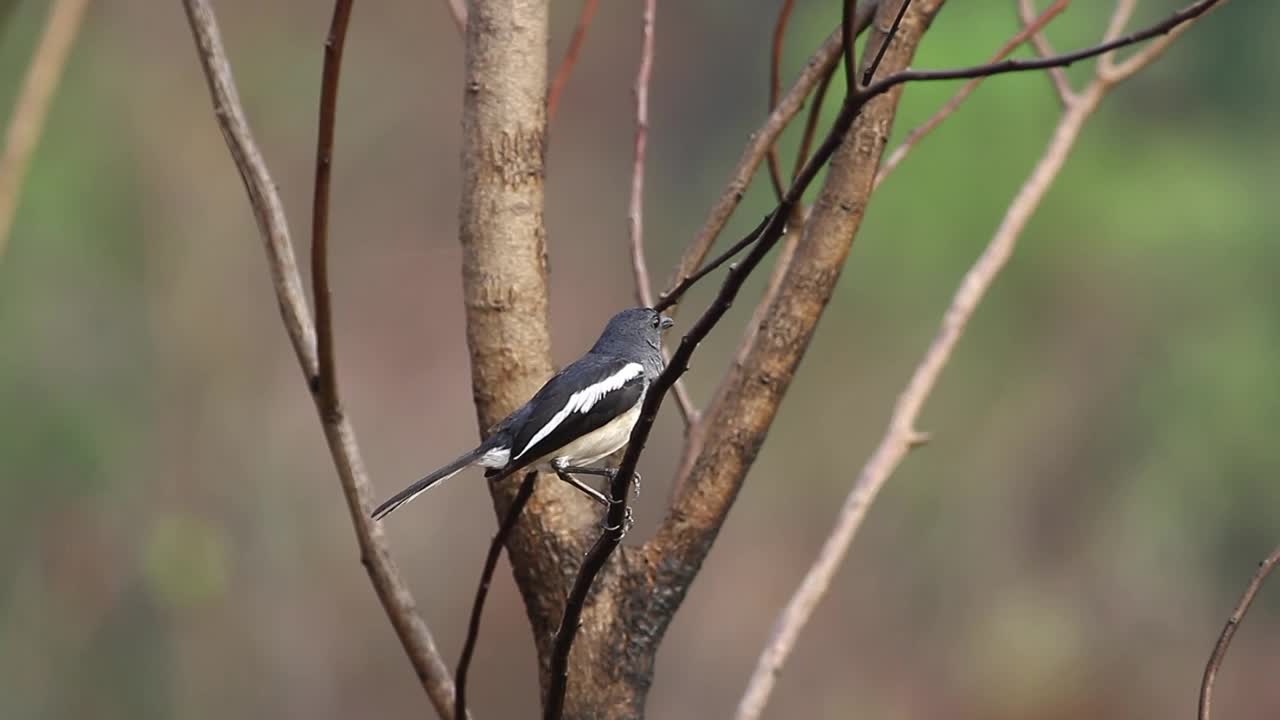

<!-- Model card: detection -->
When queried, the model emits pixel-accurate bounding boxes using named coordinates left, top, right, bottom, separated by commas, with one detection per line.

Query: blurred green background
left=1, top=1, right=1276, bottom=718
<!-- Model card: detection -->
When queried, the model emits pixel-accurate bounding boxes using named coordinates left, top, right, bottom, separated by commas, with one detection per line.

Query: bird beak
left=659, top=315, right=674, bottom=330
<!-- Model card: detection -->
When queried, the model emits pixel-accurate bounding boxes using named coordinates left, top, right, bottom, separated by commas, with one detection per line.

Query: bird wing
left=506, top=354, right=647, bottom=465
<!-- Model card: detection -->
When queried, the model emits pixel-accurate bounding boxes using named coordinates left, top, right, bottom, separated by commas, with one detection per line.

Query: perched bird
left=371, top=307, right=674, bottom=521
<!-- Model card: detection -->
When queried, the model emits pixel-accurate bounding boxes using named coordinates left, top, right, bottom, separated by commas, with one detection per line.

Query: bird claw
left=600, top=506, right=635, bottom=537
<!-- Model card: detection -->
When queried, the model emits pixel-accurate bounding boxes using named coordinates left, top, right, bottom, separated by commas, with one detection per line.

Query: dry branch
left=0, top=0, right=90, bottom=261
left=735, top=2, right=1227, bottom=716
left=1199, top=546, right=1280, bottom=720
left=546, top=0, right=601, bottom=123
left=181, top=1, right=462, bottom=717
left=1017, top=0, right=1075, bottom=105
left=875, top=0, right=1070, bottom=189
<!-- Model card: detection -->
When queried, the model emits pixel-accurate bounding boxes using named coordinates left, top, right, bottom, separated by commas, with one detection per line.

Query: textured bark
left=646, top=0, right=948, bottom=612
left=457, top=0, right=639, bottom=714
left=458, top=2, right=950, bottom=717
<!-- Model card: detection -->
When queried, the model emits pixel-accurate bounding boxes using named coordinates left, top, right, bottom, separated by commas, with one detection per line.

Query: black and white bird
left=371, top=307, right=674, bottom=521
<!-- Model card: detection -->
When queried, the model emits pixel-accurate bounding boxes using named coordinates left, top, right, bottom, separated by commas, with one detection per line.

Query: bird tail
left=371, top=445, right=489, bottom=521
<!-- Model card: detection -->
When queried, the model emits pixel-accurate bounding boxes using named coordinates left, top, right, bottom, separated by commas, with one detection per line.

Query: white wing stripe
left=513, top=362, right=644, bottom=460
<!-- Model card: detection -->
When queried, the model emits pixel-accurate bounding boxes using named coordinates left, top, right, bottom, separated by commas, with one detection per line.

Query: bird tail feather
left=371, top=445, right=488, bottom=521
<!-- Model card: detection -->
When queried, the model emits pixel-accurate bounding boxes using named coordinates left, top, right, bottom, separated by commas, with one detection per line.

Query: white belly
left=537, top=402, right=642, bottom=467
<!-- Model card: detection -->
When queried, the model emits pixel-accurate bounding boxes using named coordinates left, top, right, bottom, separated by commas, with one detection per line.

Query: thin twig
left=546, top=0, right=601, bottom=123
left=444, top=0, right=466, bottom=34
left=622, top=0, right=696, bottom=426
left=181, top=2, right=463, bottom=717
left=875, top=0, right=1070, bottom=189
left=765, top=0, right=798, bottom=201
left=628, top=0, right=657, bottom=311
left=1199, top=545, right=1280, bottom=720
left=735, top=2, right=1225, bottom=716
left=841, top=0, right=859, bottom=95
left=1017, top=0, right=1075, bottom=106
left=660, top=1, right=881, bottom=316
left=792, top=61, right=837, bottom=181
left=862, top=0, right=1223, bottom=97
left=456, top=471, right=538, bottom=720
left=0, top=0, right=90, bottom=261
left=862, top=0, right=911, bottom=85
left=311, top=0, right=352, bottom=411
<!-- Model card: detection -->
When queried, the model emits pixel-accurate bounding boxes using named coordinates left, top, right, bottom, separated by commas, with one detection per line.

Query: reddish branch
left=546, top=0, right=602, bottom=122
left=1199, top=546, right=1280, bottom=720
left=545, top=0, right=1228, bottom=715
left=454, top=471, right=538, bottom=719
left=765, top=0, right=798, bottom=200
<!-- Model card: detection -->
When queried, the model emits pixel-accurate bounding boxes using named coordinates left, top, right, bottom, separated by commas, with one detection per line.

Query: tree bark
left=459, top=2, right=948, bottom=717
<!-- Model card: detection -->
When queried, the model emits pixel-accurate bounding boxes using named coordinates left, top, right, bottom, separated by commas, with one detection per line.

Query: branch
left=455, top=471, right=538, bottom=720
left=546, top=0, right=601, bottom=123
left=765, top=0, right=798, bottom=201
left=792, top=61, right=837, bottom=181
left=861, top=0, right=911, bottom=85
left=182, top=2, right=462, bottom=717
left=1017, top=0, right=1075, bottom=106
left=623, top=0, right=698, bottom=427
left=444, top=0, right=466, bottom=34
left=659, top=1, right=881, bottom=316
left=863, top=0, right=1224, bottom=96
left=1199, top=546, right=1280, bottom=720
left=0, top=0, right=89, bottom=262
left=627, top=0, right=656, bottom=312
left=310, top=0, right=352, bottom=412
left=736, top=1, right=1226, bottom=714
left=875, top=0, right=1071, bottom=189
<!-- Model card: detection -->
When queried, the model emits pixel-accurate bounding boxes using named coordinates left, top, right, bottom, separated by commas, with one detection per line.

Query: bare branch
left=0, top=0, right=89, bottom=262
left=660, top=1, right=881, bottom=315
left=861, top=0, right=911, bottom=85
left=182, top=2, right=462, bottom=717
left=842, top=0, right=860, bottom=94
left=736, top=1, right=1228, bottom=711
left=444, top=0, right=466, bottom=34
left=766, top=0, right=798, bottom=201
left=627, top=0, right=657, bottom=312
left=1199, top=546, right=1280, bottom=720
left=793, top=62, right=837, bottom=181
left=875, top=0, right=1071, bottom=189
left=546, top=0, right=601, bottom=123
left=863, top=0, right=1224, bottom=96
left=1017, top=0, right=1075, bottom=106
left=456, top=471, right=538, bottom=720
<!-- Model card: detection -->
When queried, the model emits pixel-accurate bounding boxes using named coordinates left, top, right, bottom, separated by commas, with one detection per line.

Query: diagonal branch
left=546, top=0, right=602, bottom=123
left=660, top=1, right=881, bottom=316
left=875, top=0, right=1070, bottom=189
left=1017, top=0, right=1075, bottom=106
left=765, top=0, right=798, bottom=201
left=443, top=0, right=466, bottom=34
left=1199, top=545, right=1280, bottom=720
left=735, top=1, right=1227, bottom=715
left=455, top=471, right=539, bottom=720
left=182, top=2, right=463, bottom=718
left=0, top=0, right=90, bottom=262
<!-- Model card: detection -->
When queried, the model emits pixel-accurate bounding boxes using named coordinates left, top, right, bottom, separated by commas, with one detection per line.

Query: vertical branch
left=455, top=471, right=539, bottom=720
left=627, top=0, right=657, bottom=310
left=0, top=0, right=90, bottom=261
left=765, top=0, right=798, bottom=201
left=183, top=1, right=464, bottom=717
left=546, top=0, right=601, bottom=123
left=311, top=0, right=353, bottom=411
left=1199, top=546, right=1280, bottom=720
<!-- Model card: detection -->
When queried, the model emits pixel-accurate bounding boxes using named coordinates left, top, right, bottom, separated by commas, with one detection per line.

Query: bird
left=371, top=307, right=674, bottom=521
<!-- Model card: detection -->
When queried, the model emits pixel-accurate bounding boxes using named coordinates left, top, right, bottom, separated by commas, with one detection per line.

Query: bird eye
left=651, top=316, right=660, bottom=328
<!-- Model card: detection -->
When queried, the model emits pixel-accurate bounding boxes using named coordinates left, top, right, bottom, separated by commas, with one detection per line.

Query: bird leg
left=550, top=460, right=611, bottom=507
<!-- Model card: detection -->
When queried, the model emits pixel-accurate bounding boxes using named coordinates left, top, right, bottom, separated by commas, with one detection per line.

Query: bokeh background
left=2, top=1, right=1277, bottom=718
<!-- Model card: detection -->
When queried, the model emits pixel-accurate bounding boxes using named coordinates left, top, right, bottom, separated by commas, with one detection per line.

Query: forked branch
left=182, top=1, right=463, bottom=717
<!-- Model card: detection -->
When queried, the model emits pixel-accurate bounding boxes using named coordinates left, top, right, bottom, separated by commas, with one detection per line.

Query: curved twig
left=765, top=0, right=798, bottom=201
left=455, top=471, right=538, bottom=719
left=1199, top=545, right=1280, bottom=720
